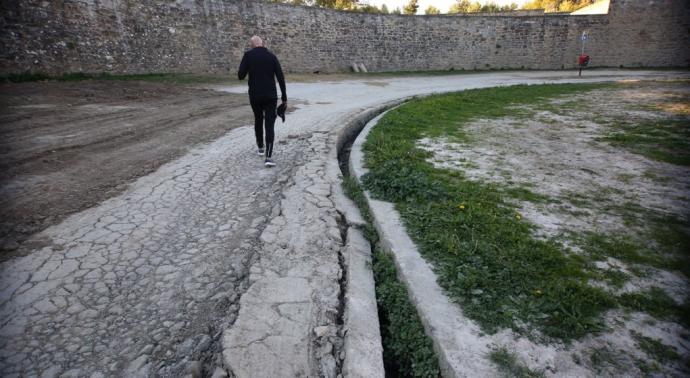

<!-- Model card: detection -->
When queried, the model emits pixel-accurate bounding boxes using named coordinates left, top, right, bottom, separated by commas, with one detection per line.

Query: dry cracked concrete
left=1, top=70, right=686, bottom=378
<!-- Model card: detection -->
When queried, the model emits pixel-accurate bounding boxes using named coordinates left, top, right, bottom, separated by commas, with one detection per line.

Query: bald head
left=250, top=36, right=263, bottom=48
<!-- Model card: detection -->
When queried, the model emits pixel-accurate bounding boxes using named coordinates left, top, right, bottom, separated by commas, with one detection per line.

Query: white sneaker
left=264, top=158, right=276, bottom=167
left=257, top=148, right=264, bottom=156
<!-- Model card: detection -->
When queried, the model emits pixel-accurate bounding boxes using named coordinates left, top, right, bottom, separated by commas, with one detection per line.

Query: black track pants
left=250, top=97, right=277, bottom=158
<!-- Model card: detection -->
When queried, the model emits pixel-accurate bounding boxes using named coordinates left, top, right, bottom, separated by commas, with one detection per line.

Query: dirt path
left=0, top=70, right=688, bottom=378
left=0, top=81, right=253, bottom=255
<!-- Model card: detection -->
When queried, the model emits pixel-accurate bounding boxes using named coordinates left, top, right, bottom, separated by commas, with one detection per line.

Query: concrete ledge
left=331, top=101, right=405, bottom=230
left=327, top=103, right=404, bottom=378
left=341, top=227, right=384, bottom=378
left=349, top=109, right=498, bottom=378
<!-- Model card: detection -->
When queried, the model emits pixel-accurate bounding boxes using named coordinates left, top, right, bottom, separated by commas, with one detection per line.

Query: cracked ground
left=1, top=70, right=686, bottom=377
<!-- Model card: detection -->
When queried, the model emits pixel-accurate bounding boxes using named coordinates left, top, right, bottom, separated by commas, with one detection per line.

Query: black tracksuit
left=238, top=47, right=287, bottom=158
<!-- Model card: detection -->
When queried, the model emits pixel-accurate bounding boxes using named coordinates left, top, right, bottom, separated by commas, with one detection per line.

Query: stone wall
left=0, top=0, right=688, bottom=75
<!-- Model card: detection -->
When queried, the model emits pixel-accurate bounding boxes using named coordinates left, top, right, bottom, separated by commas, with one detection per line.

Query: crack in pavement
left=223, top=132, right=345, bottom=378
left=0, top=124, right=307, bottom=377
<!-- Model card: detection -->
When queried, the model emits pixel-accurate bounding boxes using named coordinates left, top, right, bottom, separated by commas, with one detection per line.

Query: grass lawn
left=599, top=119, right=690, bottom=166
left=360, top=82, right=690, bottom=344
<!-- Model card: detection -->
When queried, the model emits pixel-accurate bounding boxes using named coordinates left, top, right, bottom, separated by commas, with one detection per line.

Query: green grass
left=489, top=347, right=544, bottom=378
left=501, top=186, right=555, bottom=204
left=599, top=119, right=690, bottom=166
left=630, top=330, right=681, bottom=363
left=588, top=346, right=624, bottom=373
left=0, top=71, right=233, bottom=84
left=619, top=288, right=690, bottom=327
left=574, top=206, right=690, bottom=279
left=374, top=249, right=441, bottom=377
left=635, top=357, right=658, bottom=376
left=537, top=97, right=591, bottom=115
left=580, top=233, right=666, bottom=270
left=580, top=230, right=690, bottom=278
left=359, top=81, right=690, bottom=347
left=588, top=267, right=631, bottom=289
left=642, top=170, right=672, bottom=183
left=341, top=176, right=441, bottom=377
left=361, top=83, right=617, bottom=341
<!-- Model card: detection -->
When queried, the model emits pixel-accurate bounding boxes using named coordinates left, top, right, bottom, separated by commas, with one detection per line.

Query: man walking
left=238, top=35, right=287, bottom=167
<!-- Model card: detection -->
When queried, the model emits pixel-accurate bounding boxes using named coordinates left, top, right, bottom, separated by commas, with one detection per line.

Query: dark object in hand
left=277, top=102, right=286, bottom=122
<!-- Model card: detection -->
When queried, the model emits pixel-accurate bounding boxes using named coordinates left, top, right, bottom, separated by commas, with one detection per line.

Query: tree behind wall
left=357, top=4, right=382, bottom=13
left=425, top=5, right=440, bottom=14
left=449, top=1, right=518, bottom=13
left=273, top=0, right=593, bottom=13
left=522, top=0, right=595, bottom=12
left=317, top=0, right=358, bottom=10
left=449, top=0, right=482, bottom=13
left=403, top=0, right=420, bottom=14
left=271, top=0, right=360, bottom=10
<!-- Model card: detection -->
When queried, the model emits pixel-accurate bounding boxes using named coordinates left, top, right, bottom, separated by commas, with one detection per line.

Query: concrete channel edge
left=327, top=101, right=404, bottom=377
left=348, top=107, right=500, bottom=378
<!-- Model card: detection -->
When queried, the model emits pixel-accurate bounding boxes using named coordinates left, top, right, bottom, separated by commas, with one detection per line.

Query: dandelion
left=515, top=213, right=522, bottom=220
left=534, top=289, right=542, bottom=296
left=458, top=203, right=465, bottom=210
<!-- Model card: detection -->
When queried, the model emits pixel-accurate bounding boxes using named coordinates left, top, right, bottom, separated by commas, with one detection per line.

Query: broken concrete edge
left=340, top=226, right=383, bottom=378
left=330, top=100, right=406, bottom=231
left=349, top=105, right=501, bottom=377
left=323, top=101, right=406, bottom=378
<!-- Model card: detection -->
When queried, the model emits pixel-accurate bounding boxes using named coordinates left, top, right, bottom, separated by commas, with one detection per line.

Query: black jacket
left=238, top=47, right=287, bottom=101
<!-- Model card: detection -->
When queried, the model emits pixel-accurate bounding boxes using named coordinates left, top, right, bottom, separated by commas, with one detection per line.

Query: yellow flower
left=534, top=289, right=542, bottom=296
left=515, top=213, right=522, bottom=220
left=458, top=204, right=465, bottom=210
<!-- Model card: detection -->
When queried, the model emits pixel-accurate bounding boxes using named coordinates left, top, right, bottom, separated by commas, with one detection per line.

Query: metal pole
left=579, top=31, right=587, bottom=77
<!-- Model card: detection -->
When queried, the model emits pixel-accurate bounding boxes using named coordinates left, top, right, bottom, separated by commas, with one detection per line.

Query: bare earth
left=0, top=81, right=253, bottom=256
